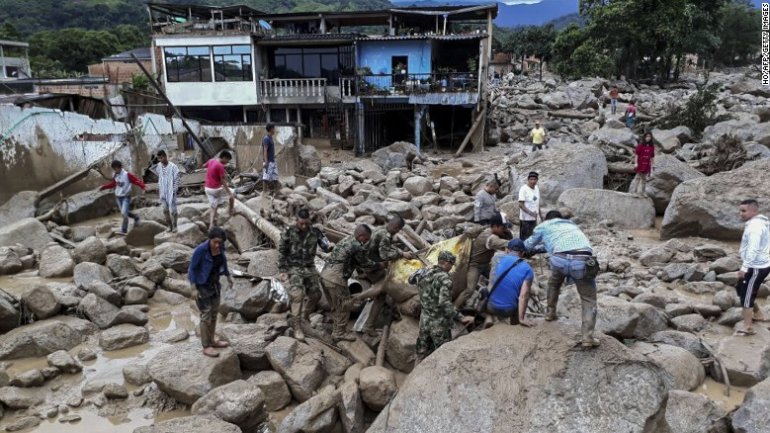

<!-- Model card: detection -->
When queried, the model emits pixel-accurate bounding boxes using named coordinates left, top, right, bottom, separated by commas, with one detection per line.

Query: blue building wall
left=357, top=40, right=432, bottom=89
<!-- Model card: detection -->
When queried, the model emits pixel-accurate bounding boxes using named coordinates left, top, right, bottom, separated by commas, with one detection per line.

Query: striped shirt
left=156, top=161, right=181, bottom=202
left=523, top=218, right=592, bottom=254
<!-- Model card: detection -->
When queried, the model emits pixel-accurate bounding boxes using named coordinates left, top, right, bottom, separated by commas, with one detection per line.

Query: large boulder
left=78, top=293, right=148, bottom=329
left=558, top=189, right=655, bottom=229
left=245, top=250, right=280, bottom=277
left=665, top=390, right=729, bottom=433
left=730, top=76, right=770, bottom=98
left=732, top=376, right=770, bottom=433
left=630, top=342, right=705, bottom=391
left=596, top=296, right=668, bottom=339
left=0, top=191, right=39, bottom=227
left=0, top=319, right=82, bottom=359
left=191, top=380, right=267, bottom=432
left=0, top=247, right=23, bottom=275
left=403, top=176, right=433, bottom=197
left=338, top=380, right=364, bottom=433
left=154, top=223, right=206, bottom=248
left=705, top=327, right=770, bottom=387
left=125, top=220, right=167, bottom=246
left=278, top=385, right=339, bottom=433
left=359, top=366, right=398, bottom=411
left=372, top=141, right=417, bottom=172
left=0, top=218, right=52, bottom=251
left=147, top=343, right=242, bottom=405
left=628, top=154, right=704, bottom=214
left=386, top=317, right=419, bottom=373
left=247, top=371, right=292, bottom=412
left=152, top=242, right=193, bottom=273
left=72, top=236, right=107, bottom=264
left=38, top=244, right=75, bottom=278
left=220, top=280, right=281, bottom=322
left=133, top=415, right=241, bottom=433
left=21, top=285, right=60, bottom=319
left=367, top=324, right=670, bottom=433
left=62, top=190, right=115, bottom=224
left=265, top=336, right=326, bottom=402
left=99, top=324, right=149, bottom=351
left=298, top=144, right=322, bottom=177
left=106, top=254, right=139, bottom=279
left=73, top=262, right=112, bottom=289
left=662, top=159, right=770, bottom=240
left=218, top=323, right=282, bottom=371
left=588, top=124, right=637, bottom=147
left=0, top=290, right=21, bottom=333
left=509, top=146, right=607, bottom=205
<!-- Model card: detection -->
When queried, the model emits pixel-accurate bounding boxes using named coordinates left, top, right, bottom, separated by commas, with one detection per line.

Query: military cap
left=438, top=251, right=456, bottom=264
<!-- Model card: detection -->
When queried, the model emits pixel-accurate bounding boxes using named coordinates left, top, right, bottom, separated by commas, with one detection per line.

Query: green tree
left=551, top=24, right=612, bottom=79
left=29, top=28, right=120, bottom=76
left=713, top=0, right=762, bottom=67
left=109, top=24, right=150, bottom=52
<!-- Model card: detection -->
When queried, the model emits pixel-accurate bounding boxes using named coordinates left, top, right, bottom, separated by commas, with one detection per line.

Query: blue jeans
left=115, top=196, right=138, bottom=233
left=547, top=254, right=597, bottom=340
left=610, top=98, right=617, bottom=114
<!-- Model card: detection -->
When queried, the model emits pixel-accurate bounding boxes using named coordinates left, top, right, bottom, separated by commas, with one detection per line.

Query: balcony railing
left=353, top=72, right=478, bottom=96
left=260, top=78, right=327, bottom=99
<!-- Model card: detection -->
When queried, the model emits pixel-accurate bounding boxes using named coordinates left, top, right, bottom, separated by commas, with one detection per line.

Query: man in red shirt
left=204, top=150, right=235, bottom=230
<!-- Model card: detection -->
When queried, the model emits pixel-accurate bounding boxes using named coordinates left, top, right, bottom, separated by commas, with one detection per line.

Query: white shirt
left=156, top=161, right=181, bottom=202
left=518, top=184, right=540, bottom=222
left=740, top=214, right=770, bottom=271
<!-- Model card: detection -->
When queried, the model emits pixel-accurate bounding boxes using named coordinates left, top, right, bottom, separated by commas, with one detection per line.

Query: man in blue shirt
left=261, top=123, right=279, bottom=206
left=524, top=210, right=599, bottom=347
left=486, top=239, right=535, bottom=327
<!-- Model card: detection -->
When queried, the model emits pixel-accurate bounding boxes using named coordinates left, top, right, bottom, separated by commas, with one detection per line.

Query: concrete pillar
left=0, top=45, right=6, bottom=79
left=355, top=102, right=365, bottom=156
left=414, top=105, right=424, bottom=154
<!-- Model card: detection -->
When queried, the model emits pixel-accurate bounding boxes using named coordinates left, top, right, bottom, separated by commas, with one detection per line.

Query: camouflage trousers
left=287, top=266, right=322, bottom=311
left=321, top=263, right=352, bottom=337
left=547, top=255, right=597, bottom=341
left=355, top=267, right=388, bottom=331
left=415, top=315, right=452, bottom=357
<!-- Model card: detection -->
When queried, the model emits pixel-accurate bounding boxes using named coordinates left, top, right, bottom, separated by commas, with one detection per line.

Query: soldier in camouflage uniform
left=413, top=251, right=474, bottom=364
left=355, top=215, right=415, bottom=334
left=321, top=224, right=376, bottom=342
left=278, top=209, right=331, bottom=341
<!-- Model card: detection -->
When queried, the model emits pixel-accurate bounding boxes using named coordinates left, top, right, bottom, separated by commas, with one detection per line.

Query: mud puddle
left=696, top=377, right=747, bottom=412
left=0, top=273, right=72, bottom=298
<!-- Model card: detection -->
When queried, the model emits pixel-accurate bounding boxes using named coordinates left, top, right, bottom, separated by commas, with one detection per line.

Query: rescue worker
left=455, top=214, right=509, bottom=308
left=278, top=209, right=331, bottom=341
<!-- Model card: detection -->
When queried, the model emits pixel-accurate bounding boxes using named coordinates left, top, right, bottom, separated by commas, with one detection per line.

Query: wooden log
left=232, top=199, right=282, bottom=245
left=415, top=220, right=427, bottom=235
left=316, top=187, right=349, bottom=206
left=549, top=110, right=596, bottom=120
left=401, top=225, right=431, bottom=249
left=607, top=162, right=636, bottom=174
left=375, top=321, right=390, bottom=367
left=454, top=107, right=487, bottom=157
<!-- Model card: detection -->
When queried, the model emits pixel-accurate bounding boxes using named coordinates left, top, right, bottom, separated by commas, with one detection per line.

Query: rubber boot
left=164, top=209, right=172, bottom=232
left=290, top=301, right=305, bottom=341
left=171, top=212, right=178, bottom=233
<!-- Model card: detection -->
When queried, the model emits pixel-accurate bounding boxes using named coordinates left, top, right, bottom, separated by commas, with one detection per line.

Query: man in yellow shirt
left=529, top=121, right=547, bottom=152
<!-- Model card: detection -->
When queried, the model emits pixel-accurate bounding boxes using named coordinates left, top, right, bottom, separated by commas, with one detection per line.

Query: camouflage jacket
left=326, top=235, right=377, bottom=280
left=417, top=266, right=463, bottom=323
left=278, top=225, right=325, bottom=272
left=369, top=226, right=402, bottom=263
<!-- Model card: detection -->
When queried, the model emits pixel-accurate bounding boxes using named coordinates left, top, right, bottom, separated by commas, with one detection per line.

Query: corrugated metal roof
left=359, top=33, right=487, bottom=41
left=103, top=47, right=152, bottom=61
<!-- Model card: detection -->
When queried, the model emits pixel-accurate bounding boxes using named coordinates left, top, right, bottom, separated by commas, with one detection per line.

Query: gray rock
left=367, top=324, right=669, bottom=433
left=39, top=244, right=75, bottom=278
left=0, top=218, right=53, bottom=251
left=103, top=382, right=128, bottom=399
left=266, top=336, right=326, bottom=402
left=154, top=222, right=206, bottom=249
left=73, top=262, right=112, bottom=290
left=5, top=416, right=41, bottom=431
left=0, top=319, right=82, bottom=359
left=191, top=380, right=267, bottom=432
left=732, top=376, right=770, bottom=433
left=0, top=191, right=39, bottom=227
left=99, top=324, right=149, bottom=351
left=21, top=285, right=60, bottom=319
left=338, top=380, right=364, bottom=433
left=10, top=369, right=45, bottom=387
left=631, top=342, right=705, bottom=391
left=386, top=317, right=418, bottom=373
left=662, top=263, right=698, bottom=282
left=371, top=141, right=417, bottom=172
left=161, top=277, right=194, bottom=298
left=693, top=244, right=727, bottom=262
left=106, top=254, right=139, bottom=279
left=708, top=328, right=770, bottom=387
left=78, top=293, right=148, bottom=329
left=218, top=323, right=280, bottom=371
left=85, top=280, right=122, bottom=306
left=638, top=245, right=675, bottom=266
left=596, top=296, right=668, bottom=339
left=713, top=290, right=738, bottom=311
left=360, top=365, right=398, bottom=411
left=124, top=286, right=149, bottom=305
left=147, top=343, right=242, bottom=405
left=558, top=189, right=655, bottom=229
left=278, top=385, right=339, bottom=433
left=246, top=249, right=280, bottom=277
left=403, top=176, right=433, bottom=197
left=247, top=370, right=292, bottom=412
left=671, top=314, right=708, bottom=333
left=104, top=237, right=130, bottom=255
left=717, top=307, right=744, bottom=326
left=666, top=390, right=729, bottom=433
left=152, top=289, right=188, bottom=306
left=72, top=236, right=107, bottom=264
left=126, top=220, right=167, bottom=246
left=152, top=242, right=193, bottom=273
left=0, top=247, right=23, bottom=275
left=123, top=364, right=152, bottom=386
left=709, top=256, right=741, bottom=274
left=141, top=259, right=166, bottom=284
left=0, top=386, right=44, bottom=409
left=649, top=330, right=709, bottom=358
left=0, top=290, right=20, bottom=334
left=71, top=225, right=96, bottom=242
left=62, top=190, right=115, bottom=224
left=46, top=350, right=81, bottom=374
left=133, top=415, right=241, bottom=433
left=220, top=280, right=279, bottom=322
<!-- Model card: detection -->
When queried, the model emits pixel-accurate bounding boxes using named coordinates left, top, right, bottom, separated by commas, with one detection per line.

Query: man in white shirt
left=737, top=199, right=770, bottom=335
left=518, top=172, right=543, bottom=240
left=155, top=150, right=181, bottom=232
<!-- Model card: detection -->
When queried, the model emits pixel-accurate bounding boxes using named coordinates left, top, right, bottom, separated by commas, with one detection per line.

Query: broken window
left=164, top=46, right=212, bottom=82
left=213, top=45, right=253, bottom=82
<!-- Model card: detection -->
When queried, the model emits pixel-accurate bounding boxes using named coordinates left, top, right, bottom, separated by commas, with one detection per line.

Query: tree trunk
left=673, top=53, right=681, bottom=81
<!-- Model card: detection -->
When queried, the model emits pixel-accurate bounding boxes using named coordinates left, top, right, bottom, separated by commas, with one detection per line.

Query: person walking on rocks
left=609, top=85, right=619, bottom=115
left=474, top=178, right=500, bottom=224
left=518, top=171, right=543, bottom=241
left=634, top=132, right=655, bottom=195
left=483, top=239, right=535, bottom=327
left=261, top=123, right=279, bottom=206
left=354, top=215, right=414, bottom=334
left=188, top=227, right=233, bottom=357
left=321, top=224, right=377, bottom=342
left=412, top=251, right=474, bottom=364
left=455, top=214, right=509, bottom=308
left=278, top=209, right=331, bottom=341
left=204, top=150, right=235, bottom=231
left=736, top=199, right=770, bottom=336
left=529, top=121, right=547, bottom=152
left=524, top=210, right=600, bottom=347
left=99, top=159, right=146, bottom=235
left=624, top=100, right=637, bottom=128
left=155, top=150, right=181, bottom=232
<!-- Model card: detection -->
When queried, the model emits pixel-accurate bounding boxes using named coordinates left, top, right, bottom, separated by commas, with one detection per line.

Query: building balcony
left=355, top=72, right=478, bottom=97
left=259, top=77, right=358, bottom=104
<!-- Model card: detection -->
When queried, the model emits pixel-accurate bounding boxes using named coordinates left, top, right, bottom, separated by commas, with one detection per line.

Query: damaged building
left=148, top=2, right=496, bottom=154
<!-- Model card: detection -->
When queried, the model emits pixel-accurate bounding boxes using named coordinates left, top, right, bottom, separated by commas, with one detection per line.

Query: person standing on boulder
left=321, top=224, right=377, bottom=342
left=188, top=227, right=233, bottom=357
left=412, top=251, right=474, bottom=364
left=278, top=209, right=331, bottom=341
left=474, top=178, right=500, bottom=224
left=261, top=123, right=279, bottom=207
left=204, top=150, right=235, bottom=231
left=155, top=150, right=181, bottom=233
left=99, top=160, right=146, bottom=235
left=736, top=199, right=770, bottom=336
left=624, top=100, right=637, bottom=128
left=609, top=85, right=619, bottom=115
left=455, top=214, right=509, bottom=309
left=518, top=171, right=543, bottom=241
left=634, top=132, right=655, bottom=195
left=528, top=121, right=547, bottom=152
left=524, top=210, right=600, bottom=347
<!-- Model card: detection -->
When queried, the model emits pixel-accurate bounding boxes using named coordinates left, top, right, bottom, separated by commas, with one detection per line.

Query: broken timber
left=454, top=107, right=487, bottom=157
left=232, top=200, right=282, bottom=245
